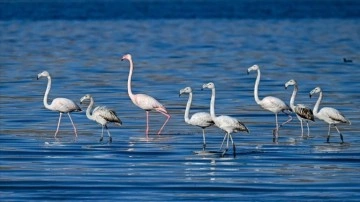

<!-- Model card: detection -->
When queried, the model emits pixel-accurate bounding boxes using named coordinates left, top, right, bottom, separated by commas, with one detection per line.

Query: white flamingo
left=202, top=82, right=249, bottom=157
left=247, top=64, right=292, bottom=140
left=121, top=54, right=171, bottom=138
left=285, top=79, right=314, bottom=137
left=309, top=87, right=351, bottom=143
left=80, top=94, right=122, bottom=143
left=37, top=71, right=81, bottom=137
left=179, top=87, right=214, bottom=150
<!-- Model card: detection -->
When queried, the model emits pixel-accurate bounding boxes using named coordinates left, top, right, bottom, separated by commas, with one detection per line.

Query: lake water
left=1, top=1, right=360, bottom=201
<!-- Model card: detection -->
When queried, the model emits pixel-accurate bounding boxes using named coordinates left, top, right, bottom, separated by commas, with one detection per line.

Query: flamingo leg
left=229, top=133, right=236, bottom=157
left=300, top=119, right=304, bottom=137
left=306, top=121, right=310, bottom=137
left=105, top=125, right=112, bottom=143
left=145, top=111, right=150, bottom=139
left=221, top=133, right=229, bottom=157
left=67, top=113, right=78, bottom=137
left=273, top=113, right=279, bottom=139
left=55, top=113, right=63, bottom=137
left=202, top=128, right=206, bottom=150
left=280, top=113, right=292, bottom=127
left=156, top=110, right=171, bottom=135
left=100, top=125, right=104, bottom=142
left=326, top=124, right=332, bottom=143
left=333, top=125, right=344, bottom=144
left=220, top=133, right=227, bottom=150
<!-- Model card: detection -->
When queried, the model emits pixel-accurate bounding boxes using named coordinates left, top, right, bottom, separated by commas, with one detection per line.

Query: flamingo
left=179, top=87, right=214, bottom=150
left=121, top=54, right=171, bottom=138
left=37, top=71, right=81, bottom=137
left=202, top=82, right=249, bottom=157
left=80, top=94, right=122, bottom=143
left=309, top=87, right=351, bottom=143
left=247, top=64, right=292, bottom=140
left=285, top=79, right=314, bottom=137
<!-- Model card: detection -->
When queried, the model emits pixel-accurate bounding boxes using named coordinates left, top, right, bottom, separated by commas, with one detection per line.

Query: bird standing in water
left=80, top=94, right=122, bottom=143
left=37, top=71, right=81, bottom=137
left=121, top=54, right=170, bottom=139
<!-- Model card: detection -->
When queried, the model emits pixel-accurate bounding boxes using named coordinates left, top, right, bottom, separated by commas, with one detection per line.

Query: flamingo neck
left=43, top=75, right=52, bottom=110
left=254, top=69, right=262, bottom=104
left=127, top=58, right=136, bottom=102
left=313, top=91, right=322, bottom=115
left=184, top=93, right=192, bottom=123
left=209, top=88, right=216, bottom=119
left=86, top=97, right=95, bottom=121
left=289, top=84, right=298, bottom=109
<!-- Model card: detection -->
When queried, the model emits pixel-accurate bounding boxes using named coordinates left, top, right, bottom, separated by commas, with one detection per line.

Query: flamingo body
left=180, top=87, right=214, bottom=150
left=80, top=94, right=122, bottom=142
left=121, top=54, right=170, bottom=138
left=202, top=82, right=249, bottom=157
left=37, top=71, right=81, bottom=137
left=309, top=87, right=350, bottom=143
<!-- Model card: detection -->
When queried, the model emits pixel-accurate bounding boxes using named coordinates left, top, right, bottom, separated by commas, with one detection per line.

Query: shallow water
left=1, top=7, right=360, bottom=202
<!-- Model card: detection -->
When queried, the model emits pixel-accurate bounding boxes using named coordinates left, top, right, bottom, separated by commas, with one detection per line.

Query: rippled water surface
left=1, top=16, right=360, bottom=201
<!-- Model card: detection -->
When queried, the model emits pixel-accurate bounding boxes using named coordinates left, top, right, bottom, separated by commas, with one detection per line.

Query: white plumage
left=309, top=87, right=350, bottom=143
left=285, top=79, right=314, bottom=137
left=247, top=65, right=292, bottom=140
left=80, top=94, right=122, bottom=143
left=202, top=82, right=249, bottom=157
left=179, top=87, right=214, bottom=150
left=121, top=54, right=170, bottom=138
left=37, top=71, right=81, bottom=137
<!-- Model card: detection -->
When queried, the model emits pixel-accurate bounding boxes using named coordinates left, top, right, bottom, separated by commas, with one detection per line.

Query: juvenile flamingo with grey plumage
left=80, top=94, right=122, bottom=143
left=309, top=87, right=350, bottom=143
left=37, top=71, right=81, bottom=137
left=179, top=87, right=214, bottom=150
left=285, top=79, right=314, bottom=137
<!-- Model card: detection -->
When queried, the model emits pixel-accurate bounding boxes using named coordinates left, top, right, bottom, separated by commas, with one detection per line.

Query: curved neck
left=313, top=91, right=322, bottom=115
left=209, top=88, right=216, bottom=119
left=184, top=93, right=192, bottom=123
left=289, top=84, right=298, bottom=108
left=127, top=58, right=135, bottom=101
left=254, top=69, right=262, bottom=104
left=86, top=97, right=95, bottom=121
left=43, top=76, right=52, bottom=110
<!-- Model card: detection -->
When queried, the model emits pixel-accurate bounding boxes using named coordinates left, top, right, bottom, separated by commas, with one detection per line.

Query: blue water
left=1, top=1, right=360, bottom=201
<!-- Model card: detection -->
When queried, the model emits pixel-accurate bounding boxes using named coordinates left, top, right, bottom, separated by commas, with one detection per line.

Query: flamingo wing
left=189, top=112, right=214, bottom=128
left=51, top=98, right=81, bottom=113
left=261, top=96, right=289, bottom=113
left=133, top=93, right=165, bottom=111
left=294, top=104, right=314, bottom=121
left=93, top=106, right=122, bottom=125
left=321, top=107, right=349, bottom=124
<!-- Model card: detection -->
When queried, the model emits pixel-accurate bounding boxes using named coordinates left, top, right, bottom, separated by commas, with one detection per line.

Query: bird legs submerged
left=100, top=125, right=112, bottom=143
left=145, top=110, right=171, bottom=139
left=273, top=112, right=292, bottom=142
left=55, top=112, right=78, bottom=138
left=327, top=124, right=344, bottom=144
left=219, top=133, right=236, bottom=157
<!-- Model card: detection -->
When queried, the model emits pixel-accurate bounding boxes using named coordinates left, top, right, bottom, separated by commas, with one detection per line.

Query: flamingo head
left=80, top=94, right=92, bottom=104
left=179, top=87, right=192, bottom=97
left=309, top=87, right=322, bottom=98
left=121, top=54, right=132, bottom=61
left=37, top=71, right=50, bottom=80
left=202, top=82, right=215, bottom=90
left=285, top=79, right=297, bottom=89
left=247, top=64, right=259, bottom=74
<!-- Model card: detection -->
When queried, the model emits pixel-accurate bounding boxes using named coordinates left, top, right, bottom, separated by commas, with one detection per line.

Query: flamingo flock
left=36, top=54, right=351, bottom=156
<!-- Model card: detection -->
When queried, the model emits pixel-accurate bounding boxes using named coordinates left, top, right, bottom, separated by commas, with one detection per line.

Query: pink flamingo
left=37, top=71, right=81, bottom=137
left=121, top=54, right=171, bottom=138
